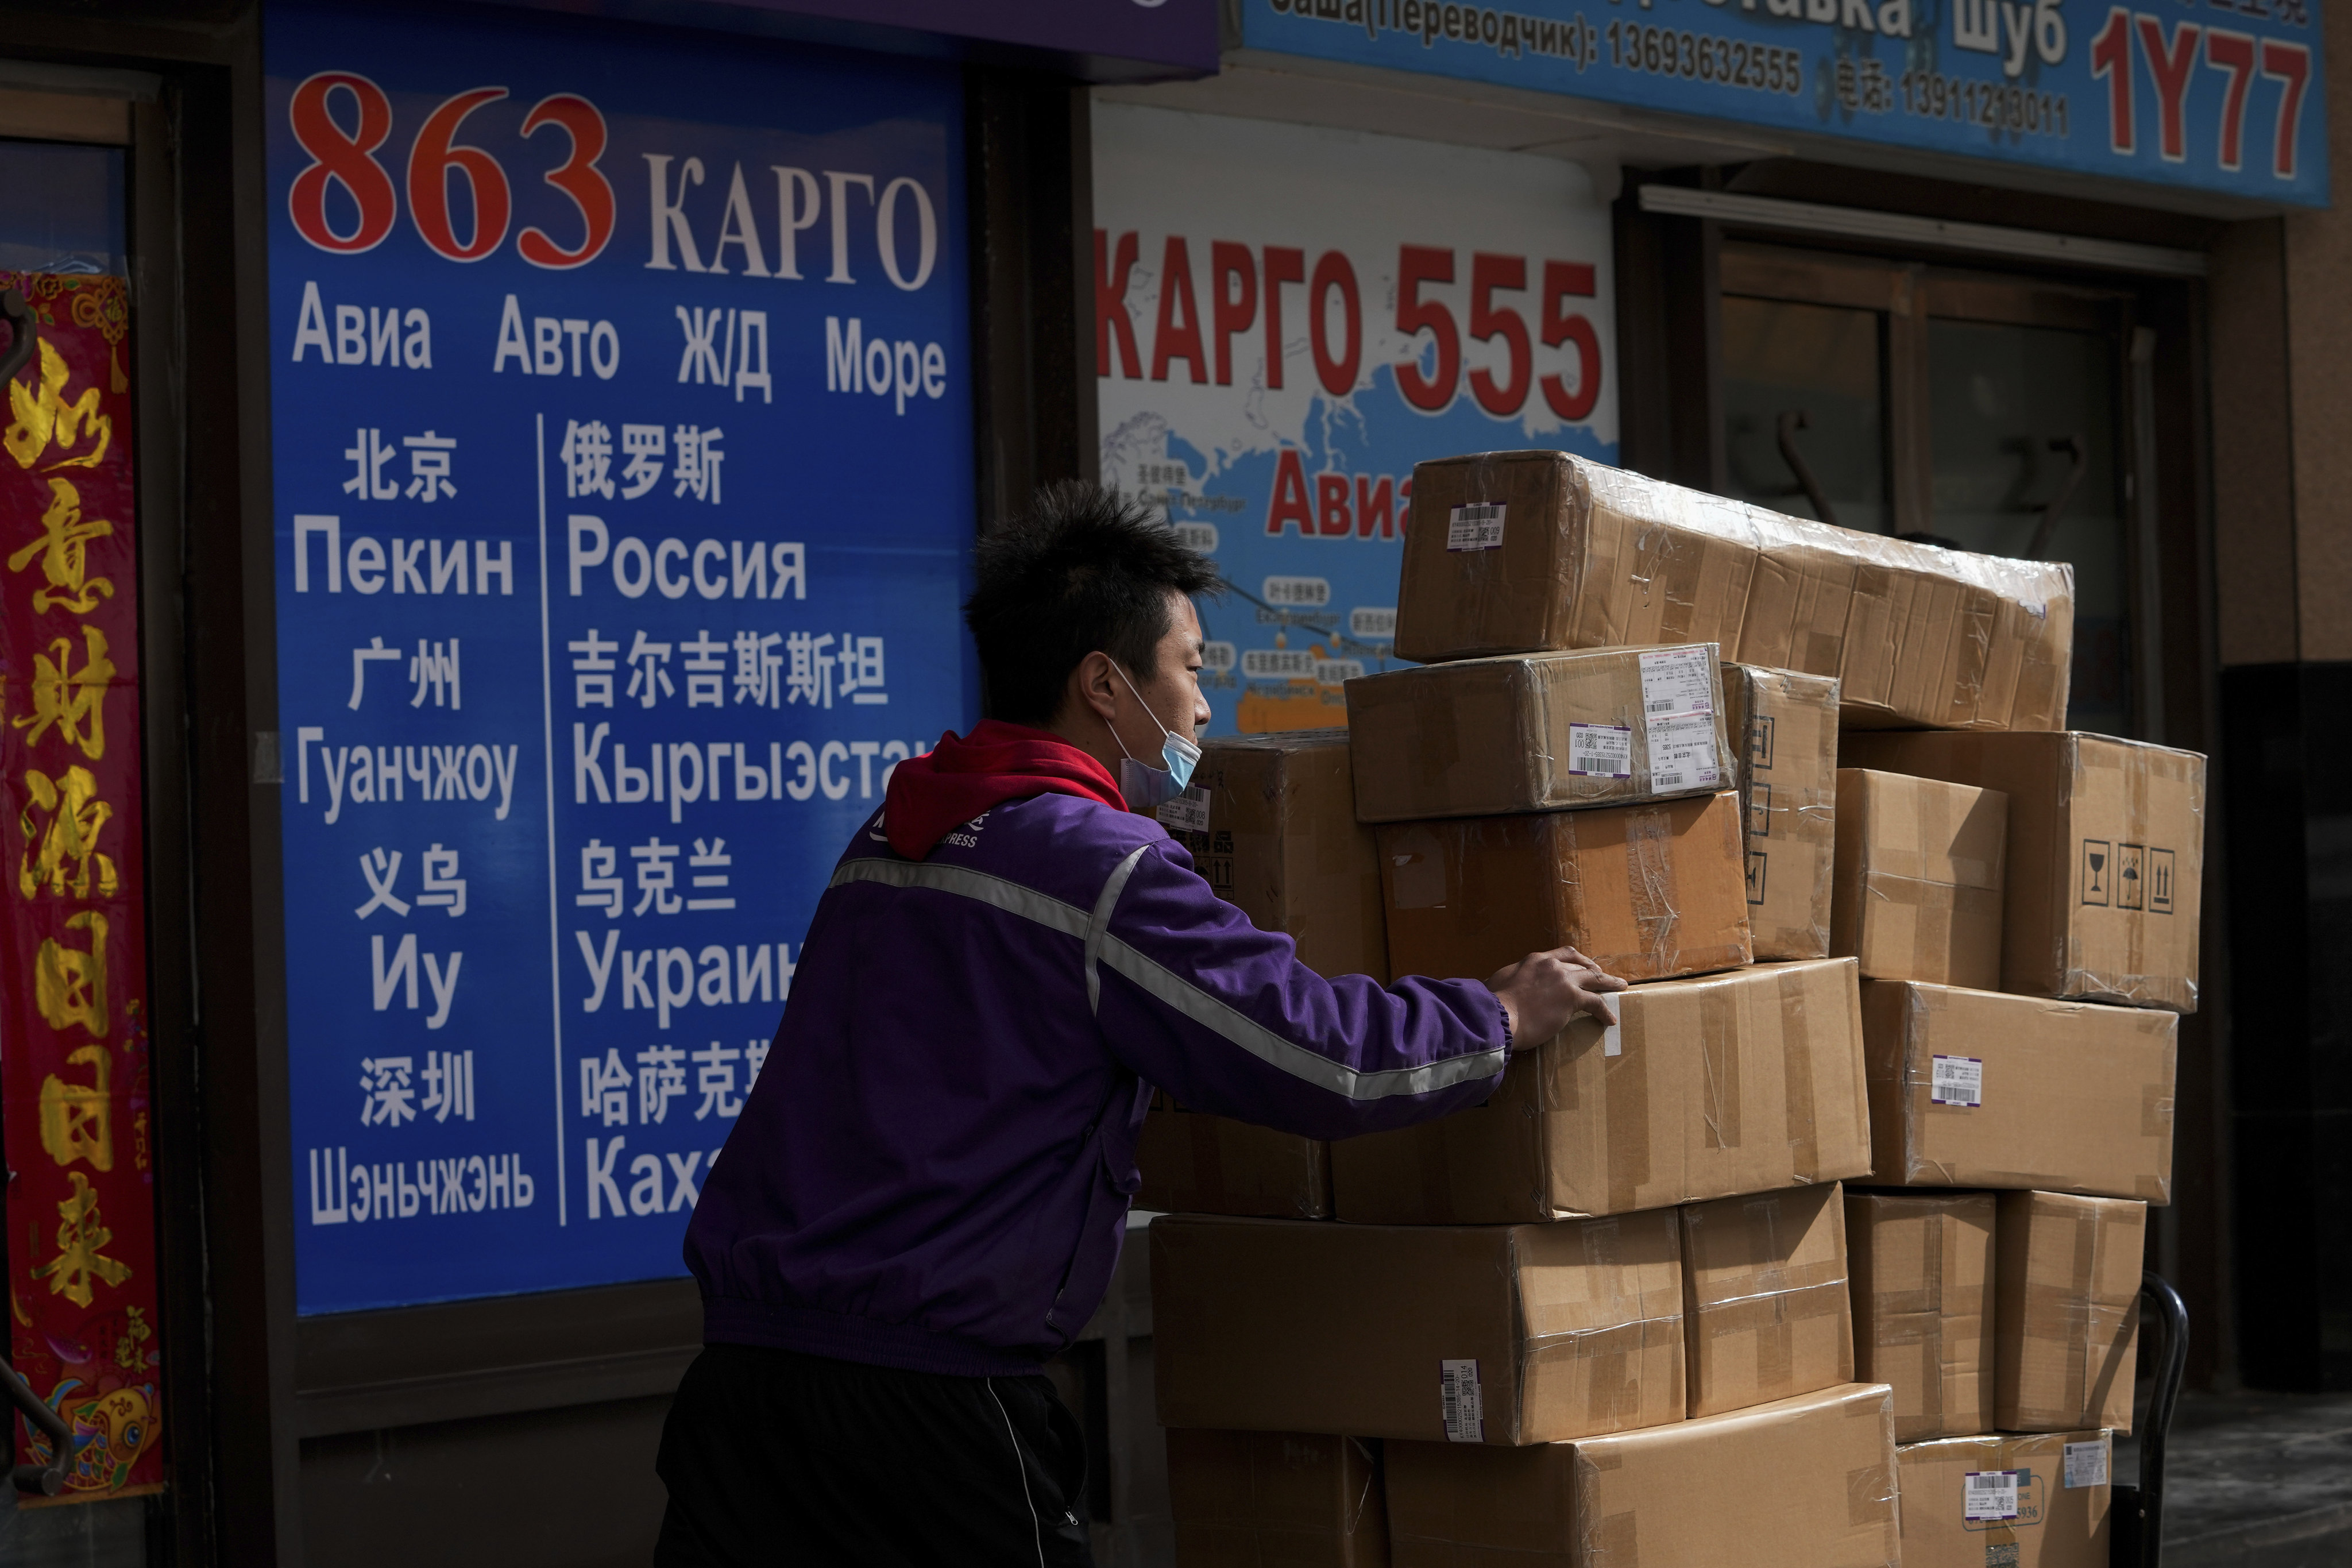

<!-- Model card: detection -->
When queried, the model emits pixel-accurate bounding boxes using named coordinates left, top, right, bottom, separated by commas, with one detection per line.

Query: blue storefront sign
left=1241, top=0, right=2327, bottom=207
left=265, top=2, right=974, bottom=1312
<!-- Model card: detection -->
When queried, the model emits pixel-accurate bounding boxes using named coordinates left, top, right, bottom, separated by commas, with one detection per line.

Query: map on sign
left=265, top=2, right=974, bottom=1313
left=1094, top=105, right=1618, bottom=737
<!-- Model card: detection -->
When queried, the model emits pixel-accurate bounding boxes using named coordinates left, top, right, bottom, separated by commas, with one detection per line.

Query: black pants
left=654, top=1342, right=1094, bottom=1567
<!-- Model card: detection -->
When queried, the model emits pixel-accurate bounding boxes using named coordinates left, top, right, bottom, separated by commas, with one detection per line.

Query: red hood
left=882, top=720, right=1126, bottom=859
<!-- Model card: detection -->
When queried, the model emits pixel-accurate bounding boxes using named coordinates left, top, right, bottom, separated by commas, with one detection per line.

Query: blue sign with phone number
left=1243, top=0, right=2327, bottom=207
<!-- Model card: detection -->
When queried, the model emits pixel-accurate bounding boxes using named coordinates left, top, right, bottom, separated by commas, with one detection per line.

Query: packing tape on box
left=1847, top=1461, right=1899, bottom=1528
left=1604, top=1005, right=1653, bottom=1215
left=1345, top=1437, right=1378, bottom=1536
left=1623, top=806, right=1684, bottom=976
left=1897, top=987, right=1961, bottom=1185
left=1697, top=986, right=1742, bottom=1150
left=1694, top=1277, right=1848, bottom=1402
left=1778, top=968, right=1820, bottom=1179
left=1585, top=1509, right=1639, bottom=1567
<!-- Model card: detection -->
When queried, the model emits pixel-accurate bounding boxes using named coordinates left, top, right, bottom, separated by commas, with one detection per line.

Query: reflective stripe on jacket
left=686, top=791, right=1509, bottom=1376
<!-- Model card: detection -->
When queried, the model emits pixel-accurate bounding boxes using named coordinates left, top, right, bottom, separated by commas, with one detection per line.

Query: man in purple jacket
left=655, top=484, right=1627, bottom=1567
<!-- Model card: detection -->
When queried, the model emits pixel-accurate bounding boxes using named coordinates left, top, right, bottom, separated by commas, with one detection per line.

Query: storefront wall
left=0, top=2, right=1191, bottom=1563
left=1100, top=0, right=2330, bottom=1409
left=0, top=0, right=2343, bottom=1561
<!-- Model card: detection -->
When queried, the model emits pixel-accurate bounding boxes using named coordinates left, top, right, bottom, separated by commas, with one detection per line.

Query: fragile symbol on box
left=1930, top=1054, right=1983, bottom=1107
left=1745, top=781, right=1774, bottom=839
left=1747, top=712, right=1775, bottom=770
left=1439, top=1358, right=1484, bottom=1442
left=1445, top=502, right=1504, bottom=551
left=2081, top=839, right=2111, bottom=906
left=1744, top=849, right=1767, bottom=906
left=1566, top=723, right=1632, bottom=778
left=2063, top=1440, right=2108, bottom=1489
left=1963, top=1469, right=2020, bottom=1522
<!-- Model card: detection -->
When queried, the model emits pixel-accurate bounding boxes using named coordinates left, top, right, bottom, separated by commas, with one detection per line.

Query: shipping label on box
left=1724, top=663, right=1839, bottom=960
left=1860, top=981, right=2176, bottom=1203
left=1830, top=769, right=2009, bottom=990
left=1996, top=1192, right=2145, bottom=1434
left=1847, top=1191, right=1997, bottom=1441
left=1334, top=958, right=1871, bottom=1223
left=1897, top=1430, right=2112, bottom=1568
left=1152, top=1211, right=1686, bottom=1446
left=1378, top=790, right=1752, bottom=984
left=1385, top=1382, right=1901, bottom=1568
left=1840, top=731, right=2204, bottom=1011
left=1345, top=645, right=1728, bottom=822
left=1679, top=1181, right=1855, bottom=1418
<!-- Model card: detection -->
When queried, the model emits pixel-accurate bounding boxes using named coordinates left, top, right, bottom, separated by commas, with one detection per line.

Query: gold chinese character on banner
left=12, top=625, right=114, bottom=759
left=115, top=1306, right=150, bottom=1370
left=30, top=1173, right=131, bottom=1308
left=36, top=910, right=109, bottom=1037
left=20, top=764, right=117, bottom=899
left=5, top=339, right=112, bottom=471
left=9, top=477, right=114, bottom=613
left=38, top=1044, right=113, bottom=1173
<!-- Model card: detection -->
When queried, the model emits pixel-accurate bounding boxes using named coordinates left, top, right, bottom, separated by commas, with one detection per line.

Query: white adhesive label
left=1646, top=710, right=1721, bottom=791
left=1440, top=1359, right=1484, bottom=1442
left=1446, top=503, right=1505, bottom=551
left=1638, top=646, right=1717, bottom=716
left=1600, top=1011, right=1623, bottom=1058
left=2064, top=1440, right=2110, bottom=1489
left=1930, top=1055, right=1984, bottom=1107
left=1963, top=1470, right=2019, bottom=1521
left=1567, top=723, right=1633, bottom=778
left=1156, top=788, right=1211, bottom=835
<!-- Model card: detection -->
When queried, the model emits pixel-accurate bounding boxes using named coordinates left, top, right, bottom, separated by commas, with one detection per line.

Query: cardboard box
left=1897, top=1430, right=2112, bottom=1568
left=1840, top=730, right=2204, bottom=1011
left=1345, top=646, right=1730, bottom=823
left=1830, top=769, right=2009, bottom=990
left=1680, top=1181, right=1855, bottom=1418
left=1861, top=982, right=2176, bottom=1203
left=1136, top=1098, right=1332, bottom=1219
left=1724, top=663, right=1840, bottom=960
left=1142, top=731, right=1380, bottom=1219
left=1996, top=1192, right=2145, bottom=1433
left=1167, top=1430, right=1389, bottom=1568
left=1333, top=959, right=1871, bottom=1224
left=1151, top=1211, right=1685, bottom=1445
left=1384, top=1382, right=1900, bottom=1568
left=1378, top=791, right=1752, bottom=986
left=1393, top=449, right=2073, bottom=733
left=1171, top=730, right=1389, bottom=980
left=1846, top=1191, right=1997, bottom=1440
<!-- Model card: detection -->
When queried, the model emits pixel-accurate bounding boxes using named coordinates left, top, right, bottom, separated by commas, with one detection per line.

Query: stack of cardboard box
left=1833, top=725, right=2198, bottom=1568
left=1140, top=451, right=2199, bottom=1567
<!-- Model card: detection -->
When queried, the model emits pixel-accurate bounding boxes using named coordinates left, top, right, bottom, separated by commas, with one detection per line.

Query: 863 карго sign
left=267, top=2, right=974, bottom=1313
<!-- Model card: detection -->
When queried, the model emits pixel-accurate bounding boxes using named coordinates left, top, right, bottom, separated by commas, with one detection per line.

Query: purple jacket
left=684, top=790, right=1509, bottom=1377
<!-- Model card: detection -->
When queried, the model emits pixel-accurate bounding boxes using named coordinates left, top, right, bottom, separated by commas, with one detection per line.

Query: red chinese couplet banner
left=0, top=272, right=164, bottom=1501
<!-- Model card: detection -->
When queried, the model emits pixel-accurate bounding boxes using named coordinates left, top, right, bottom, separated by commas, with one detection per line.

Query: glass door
left=1720, top=243, right=2142, bottom=736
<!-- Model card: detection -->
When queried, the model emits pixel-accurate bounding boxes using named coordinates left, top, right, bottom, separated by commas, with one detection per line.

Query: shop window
left=0, top=138, right=125, bottom=275
left=1721, top=243, right=2144, bottom=737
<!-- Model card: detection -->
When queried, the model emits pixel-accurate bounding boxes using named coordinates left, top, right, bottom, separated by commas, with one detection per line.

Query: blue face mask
left=1110, top=663, right=1201, bottom=811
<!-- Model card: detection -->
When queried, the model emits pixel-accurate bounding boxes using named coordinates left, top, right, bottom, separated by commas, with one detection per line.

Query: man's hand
left=1485, top=946, right=1629, bottom=1052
